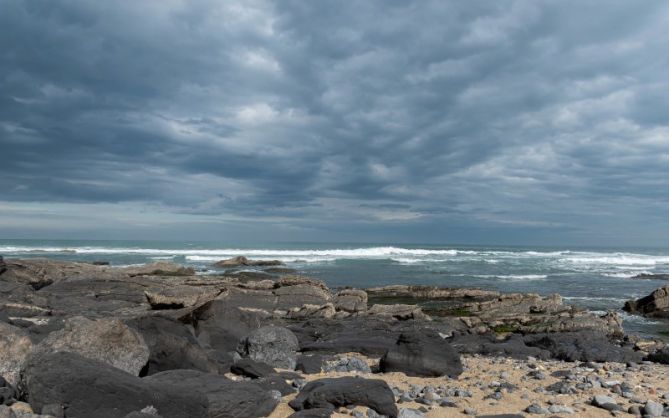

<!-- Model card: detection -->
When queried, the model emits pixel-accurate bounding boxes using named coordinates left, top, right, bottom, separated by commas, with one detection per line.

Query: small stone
left=398, top=409, right=425, bottom=418
left=548, top=405, right=575, bottom=414
left=463, top=407, right=477, bottom=415
left=525, top=403, right=549, bottom=414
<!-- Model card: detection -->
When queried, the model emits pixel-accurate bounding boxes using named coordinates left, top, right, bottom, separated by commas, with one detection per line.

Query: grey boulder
left=238, top=325, right=299, bottom=369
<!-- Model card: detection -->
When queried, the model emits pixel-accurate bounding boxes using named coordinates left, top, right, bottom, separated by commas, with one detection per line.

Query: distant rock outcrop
left=624, top=284, right=669, bottom=318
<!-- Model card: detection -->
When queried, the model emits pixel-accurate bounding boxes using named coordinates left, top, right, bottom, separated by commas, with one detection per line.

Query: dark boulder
left=257, top=374, right=296, bottom=396
left=126, top=316, right=216, bottom=376
left=22, top=351, right=208, bottom=418
left=380, top=330, right=463, bottom=377
left=289, top=377, right=397, bottom=418
left=189, top=297, right=270, bottom=352
left=296, top=354, right=326, bottom=374
left=523, top=331, right=643, bottom=363
left=230, top=358, right=276, bottom=379
left=146, top=369, right=279, bottom=418
left=450, top=333, right=551, bottom=360
left=296, top=320, right=399, bottom=356
left=646, top=347, right=669, bottom=364
left=237, top=325, right=299, bottom=369
left=0, top=256, right=6, bottom=275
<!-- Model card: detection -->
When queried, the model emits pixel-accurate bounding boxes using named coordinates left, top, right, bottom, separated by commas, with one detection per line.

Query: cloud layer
left=2, top=0, right=669, bottom=245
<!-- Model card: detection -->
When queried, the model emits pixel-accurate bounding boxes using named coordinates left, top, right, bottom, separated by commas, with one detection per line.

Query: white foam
left=471, top=274, right=548, bottom=281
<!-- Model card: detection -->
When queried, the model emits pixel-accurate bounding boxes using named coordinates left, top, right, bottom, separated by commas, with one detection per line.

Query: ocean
left=2, top=239, right=668, bottom=338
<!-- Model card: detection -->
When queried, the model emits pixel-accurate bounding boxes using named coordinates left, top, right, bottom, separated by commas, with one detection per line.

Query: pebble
left=398, top=409, right=425, bottom=418
left=463, top=407, right=477, bottom=415
left=525, top=403, right=550, bottom=414
left=548, top=404, right=575, bottom=414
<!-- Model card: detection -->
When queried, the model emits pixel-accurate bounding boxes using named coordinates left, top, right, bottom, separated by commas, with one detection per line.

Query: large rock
left=146, top=369, right=279, bottom=418
left=31, top=316, right=149, bottom=375
left=126, top=316, right=217, bottom=376
left=367, top=304, right=426, bottom=320
left=22, top=352, right=208, bottom=418
left=0, top=256, right=6, bottom=275
left=333, top=289, right=367, bottom=313
left=144, top=286, right=219, bottom=310
left=214, top=256, right=282, bottom=267
left=289, top=377, right=398, bottom=418
left=0, top=322, right=33, bottom=387
left=122, top=261, right=195, bottom=277
left=230, top=358, right=276, bottom=379
left=190, top=296, right=271, bottom=352
left=624, top=285, right=669, bottom=318
left=1, top=258, right=124, bottom=289
left=524, top=331, right=643, bottom=363
left=379, top=330, right=463, bottom=377
left=237, top=325, right=299, bottom=369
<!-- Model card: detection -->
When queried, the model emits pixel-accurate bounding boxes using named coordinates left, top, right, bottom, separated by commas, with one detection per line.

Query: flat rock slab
left=23, top=352, right=208, bottom=418
left=289, top=377, right=398, bottom=418
left=146, top=369, right=279, bottom=418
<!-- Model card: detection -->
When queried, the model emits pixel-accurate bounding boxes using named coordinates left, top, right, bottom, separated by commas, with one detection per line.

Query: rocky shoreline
left=0, top=256, right=668, bottom=418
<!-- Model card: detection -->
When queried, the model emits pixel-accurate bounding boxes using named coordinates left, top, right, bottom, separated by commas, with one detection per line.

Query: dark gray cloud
left=1, top=0, right=669, bottom=245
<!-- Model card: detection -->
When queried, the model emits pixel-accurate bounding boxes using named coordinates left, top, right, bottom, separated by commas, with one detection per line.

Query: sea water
left=1, top=239, right=668, bottom=338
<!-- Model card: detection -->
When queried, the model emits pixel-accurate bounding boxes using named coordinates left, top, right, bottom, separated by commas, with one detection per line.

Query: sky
left=1, top=0, right=669, bottom=246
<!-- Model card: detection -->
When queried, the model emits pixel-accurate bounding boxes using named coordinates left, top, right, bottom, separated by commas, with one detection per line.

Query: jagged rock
left=275, top=284, right=331, bottom=309
left=367, top=304, right=426, bottom=320
left=122, top=261, right=194, bottom=277
left=289, top=377, right=397, bottom=418
left=237, top=325, right=299, bottom=369
left=275, top=275, right=328, bottom=290
left=380, top=330, right=463, bottom=377
left=334, top=289, right=367, bottom=313
left=0, top=322, right=33, bottom=387
left=146, top=369, right=279, bottom=418
left=288, top=304, right=336, bottom=319
left=144, top=286, right=219, bottom=310
left=366, top=285, right=498, bottom=301
left=214, top=256, right=282, bottom=267
left=125, top=316, right=217, bottom=376
left=22, top=352, right=208, bottom=418
left=30, top=316, right=149, bottom=375
left=624, top=285, right=669, bottom=318
left=231, top=358, right=276, bottom=378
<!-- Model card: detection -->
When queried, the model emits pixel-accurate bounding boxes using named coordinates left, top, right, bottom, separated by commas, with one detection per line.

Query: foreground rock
left=380, top=330, right=463, bottom=377
left=22, top=352, right=208, bottom=418
left=624, top=284, right=669, bottom=318
left=30, top=316, right=149, bottom=375
left=146, top=369, right=279, bottom=418
left=0, top=322, right=32, bottom=387
left=289, top=377, right=398, bottom=417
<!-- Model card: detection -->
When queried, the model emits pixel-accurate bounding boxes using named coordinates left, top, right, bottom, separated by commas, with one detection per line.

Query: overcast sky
left=1, top=0, right=669, bottom=246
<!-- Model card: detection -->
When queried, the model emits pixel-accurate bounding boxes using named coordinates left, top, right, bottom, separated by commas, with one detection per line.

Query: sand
left=269, top=354, right=669, bottom=417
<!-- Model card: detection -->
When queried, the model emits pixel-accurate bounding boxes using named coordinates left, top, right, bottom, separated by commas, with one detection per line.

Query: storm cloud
left=1, top=0, right=669, bottom=245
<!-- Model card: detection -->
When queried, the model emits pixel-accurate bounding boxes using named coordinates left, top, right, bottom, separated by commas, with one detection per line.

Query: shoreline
left=1, top=257, right=668, bottom=417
